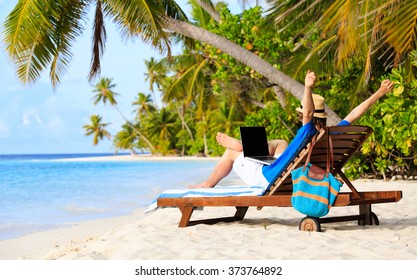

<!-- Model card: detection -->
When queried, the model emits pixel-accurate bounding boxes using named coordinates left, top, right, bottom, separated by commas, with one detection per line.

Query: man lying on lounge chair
left=188, top=70, right=394, bottom=190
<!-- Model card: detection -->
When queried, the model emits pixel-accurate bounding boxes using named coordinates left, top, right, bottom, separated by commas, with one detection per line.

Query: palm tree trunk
left=163, top=15, right=342, bottom=125
left=176, top=106, right=195, bottom=142
left=113, top=105, right=156, bottom=153
left=203, top=131, right=208, bottom=155
left=202, top=115, right=208, bottom=155
left=272, top=85, right=286, bottom=107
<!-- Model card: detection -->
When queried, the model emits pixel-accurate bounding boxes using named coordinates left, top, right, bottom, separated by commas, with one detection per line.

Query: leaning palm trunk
left=113, top=105, right=156, bottom=153
left=176, top=106, right=194, bottom=142
left=202, top=115, right=208, bottom=156
left=196, top=1, right=286, bottom=107
left=163, top=15, right=342, bottom=125
left=272, top=85, right=286, bottom=107
left=203, top=131, right=208, bottom=156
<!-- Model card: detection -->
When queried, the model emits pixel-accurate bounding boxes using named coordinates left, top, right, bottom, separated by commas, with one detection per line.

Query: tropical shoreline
left=0, top=153, right=228, bottom=243
left=54, top=154, right=221, bottom=162
left=0, top=179, right=416, bottom=260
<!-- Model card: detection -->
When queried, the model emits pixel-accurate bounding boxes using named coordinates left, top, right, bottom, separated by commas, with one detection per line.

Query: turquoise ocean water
left=0, top=154, right=233, bottom=241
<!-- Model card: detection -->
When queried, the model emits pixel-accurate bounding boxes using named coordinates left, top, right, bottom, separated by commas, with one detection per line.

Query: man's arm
left=302, top=70, right=317, bottom=125
left=343, top=79, right=394, bottom=124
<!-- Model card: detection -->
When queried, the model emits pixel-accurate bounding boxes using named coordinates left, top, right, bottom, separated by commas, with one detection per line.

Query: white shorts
left=232, top=153, right=270, bottom=189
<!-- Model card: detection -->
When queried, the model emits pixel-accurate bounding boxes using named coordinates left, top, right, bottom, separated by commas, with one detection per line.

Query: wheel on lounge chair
left=371, top=212, right=380, bottom=225
left=299, top=216, right=321, bottom=232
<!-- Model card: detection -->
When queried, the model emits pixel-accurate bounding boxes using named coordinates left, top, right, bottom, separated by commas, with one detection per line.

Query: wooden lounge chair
left=157, top=125, right=402, bottom=231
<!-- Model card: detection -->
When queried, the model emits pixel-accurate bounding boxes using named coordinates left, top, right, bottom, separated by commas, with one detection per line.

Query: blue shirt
left=262, top=119, right=350, bottom=190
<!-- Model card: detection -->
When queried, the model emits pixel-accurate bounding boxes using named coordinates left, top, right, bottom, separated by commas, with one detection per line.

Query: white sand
left=0, top=179, right=415, bottom=260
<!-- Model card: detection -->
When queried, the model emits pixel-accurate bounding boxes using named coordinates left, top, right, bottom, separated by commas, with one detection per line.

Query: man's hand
left=379, top=79, right=394, bottom=95
left=305, top=70, right=317, bottom=89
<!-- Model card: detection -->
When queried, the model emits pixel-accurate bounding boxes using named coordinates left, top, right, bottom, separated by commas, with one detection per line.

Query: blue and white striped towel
left=145, top=185, right=266, bottom=213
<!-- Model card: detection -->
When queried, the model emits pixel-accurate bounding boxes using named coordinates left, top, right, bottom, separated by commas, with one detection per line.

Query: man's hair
left=313, top=117, right=327, bottom=129
left=296, top=112, right=327, bottom=129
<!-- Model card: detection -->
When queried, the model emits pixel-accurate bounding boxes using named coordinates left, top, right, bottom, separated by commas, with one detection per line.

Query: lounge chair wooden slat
left=157, top=125, right=403, bottom=231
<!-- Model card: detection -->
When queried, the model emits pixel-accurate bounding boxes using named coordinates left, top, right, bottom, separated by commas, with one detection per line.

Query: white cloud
left=22, top=110, right=42, bottom=127
left=22, top=114, right=30, bottom=126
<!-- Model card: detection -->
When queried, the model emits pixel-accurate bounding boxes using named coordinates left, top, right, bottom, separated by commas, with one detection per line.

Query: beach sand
left=0, top=176, right=415, bottom=260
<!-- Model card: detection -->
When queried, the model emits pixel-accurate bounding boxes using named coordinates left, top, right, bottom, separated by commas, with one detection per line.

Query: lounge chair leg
left=358, top=204, right=379, bottom=226
left=178, top=206, right=195, bottom=227
left=234, top=207, right=249, bottom=221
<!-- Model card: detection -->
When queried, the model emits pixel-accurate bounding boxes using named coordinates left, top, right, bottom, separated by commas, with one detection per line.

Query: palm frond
left=163, top=66, right=194, bottom=103
left=186, top=58, right=207, bottom=106
left=3, top=0, right=87, bottom=85
left=293, top=35, right=338, bottom=76
left=89, top=0, right=107, bottom=81
left=50, top=0, right=88, bottom=85
left=380, top=0, right=417, bottom=66
left=105, top=0, right=173, bottom=56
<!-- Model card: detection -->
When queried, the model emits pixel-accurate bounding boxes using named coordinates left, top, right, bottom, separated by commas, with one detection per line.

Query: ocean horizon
left=0, top=153, right=237, bottom=241
left=0, top=152, right=132, bottom=160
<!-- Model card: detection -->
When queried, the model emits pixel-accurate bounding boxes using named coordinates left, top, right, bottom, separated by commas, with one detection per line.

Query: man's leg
left=188, top=148, right=241, bottom=188
left=188, top=132, right=242, bottom=188
left=188, top=133, right=288, bottom=189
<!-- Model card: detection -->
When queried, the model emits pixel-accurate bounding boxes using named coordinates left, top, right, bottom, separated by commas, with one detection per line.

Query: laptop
left=239, top=127, right=277, bottom=165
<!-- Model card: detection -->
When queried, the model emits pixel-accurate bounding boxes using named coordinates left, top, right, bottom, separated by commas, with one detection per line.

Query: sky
left=0, top=0, right=247, bottom=154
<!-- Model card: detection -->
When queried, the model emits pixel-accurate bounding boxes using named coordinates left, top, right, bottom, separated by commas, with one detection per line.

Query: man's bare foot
left=216, top=132, right=243, bottom=151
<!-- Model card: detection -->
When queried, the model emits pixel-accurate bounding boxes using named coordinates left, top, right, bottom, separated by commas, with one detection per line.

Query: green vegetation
left=3, top=1, right=417, bottom=179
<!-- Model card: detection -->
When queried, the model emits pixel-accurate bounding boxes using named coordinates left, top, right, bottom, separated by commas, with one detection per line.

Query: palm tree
left=131, top=92, right=156, bottom=122
left=144, top=55, right=197, bottom=146
left=209, top=101, right=242, bottom=136
left=3, top=0, right=88, bottom=87
left=92, top=77, right=119, bottom=105
left=7, top=1, right=415, bottom=124
left=83, top=114, right=111, bottom=145
left=92, top=77, right=129, bottom=122
left=161, top=13, right=344, bottom=123
left=156, top=51, right=211, bottom=143
left=113, top=122, right=140, bottom=154
left=2, top=0, right=181, bottom=86
left=92, top=77, right=156, bottom=153
left=195, top=114, right=210, bottom=155
left=144, top=57, right=167, bottom=106
left=145, top=108, right=178, bottom=144
left=144, top=108, right=178, bottom=155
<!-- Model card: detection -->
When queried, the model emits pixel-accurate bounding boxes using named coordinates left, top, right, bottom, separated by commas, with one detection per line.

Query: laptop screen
left=239, top=127, right=270, bottom=157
